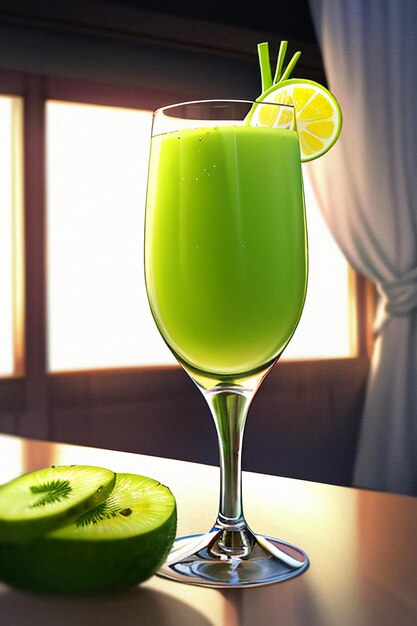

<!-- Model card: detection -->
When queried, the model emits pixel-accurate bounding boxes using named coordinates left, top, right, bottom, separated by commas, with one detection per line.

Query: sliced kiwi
left=0, top=465, right=116, bottom=543
left=0, top=473, right=177, bottom=594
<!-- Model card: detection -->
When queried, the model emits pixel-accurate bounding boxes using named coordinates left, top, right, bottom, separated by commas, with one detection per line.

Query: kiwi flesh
left=0, top=466, right=116, bottom=543
left=0, top=473, right=177, bottom=594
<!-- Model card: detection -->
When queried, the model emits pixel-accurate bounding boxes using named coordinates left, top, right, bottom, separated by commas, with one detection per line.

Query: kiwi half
left=0, top=473, right=177, bottom=594
left=0, top=465, right=116, bottom=543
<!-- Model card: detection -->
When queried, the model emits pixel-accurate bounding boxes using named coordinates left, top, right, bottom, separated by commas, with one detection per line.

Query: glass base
left=157, top=528, right=309, bottom=588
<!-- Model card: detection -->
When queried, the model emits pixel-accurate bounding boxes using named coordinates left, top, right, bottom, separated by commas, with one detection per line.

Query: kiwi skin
left=0, top=478, right=177, bottom=594
left=0, top=509, right=176, bottom=594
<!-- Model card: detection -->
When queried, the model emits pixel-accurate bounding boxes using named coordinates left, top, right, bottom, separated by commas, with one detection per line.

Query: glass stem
left=203, top=385, right=256, bottom=557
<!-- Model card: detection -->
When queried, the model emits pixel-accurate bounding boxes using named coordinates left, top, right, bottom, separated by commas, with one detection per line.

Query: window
left=44, top=100, right=354, bottom=373
left=285, top=173, right=352, bottom=359
left=0, top=95, right=23, bottom=377
left=0, top=10, right=372, bottom=474
left=46, top=101, right=165, bottom=371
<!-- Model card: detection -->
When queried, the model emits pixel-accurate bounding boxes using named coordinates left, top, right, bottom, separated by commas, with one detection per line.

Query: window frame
left=0, top=66, right=374, bottom=447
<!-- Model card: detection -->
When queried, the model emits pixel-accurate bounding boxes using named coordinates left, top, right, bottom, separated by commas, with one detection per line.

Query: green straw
left=279, top=50, right=302, bottom=82
left=257, top=42, right=273, bottom=92
left=273, top=40, right=288, bottom=84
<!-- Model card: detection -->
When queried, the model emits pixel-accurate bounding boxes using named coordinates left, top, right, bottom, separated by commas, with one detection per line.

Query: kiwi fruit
left=0, top=465, right=116, bottom=543
left=0, top=471, right=177, bottom=594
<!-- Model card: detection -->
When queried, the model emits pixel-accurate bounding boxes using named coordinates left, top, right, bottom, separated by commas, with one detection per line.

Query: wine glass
left=144, top=99, right=308, bottom=587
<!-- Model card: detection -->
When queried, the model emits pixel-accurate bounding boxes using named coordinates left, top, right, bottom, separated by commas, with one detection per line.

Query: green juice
left=145, top=124, right=307, bottom=381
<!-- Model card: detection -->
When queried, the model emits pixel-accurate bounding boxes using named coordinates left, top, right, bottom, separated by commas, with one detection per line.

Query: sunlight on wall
left=46, top=101, right=351, bottom=372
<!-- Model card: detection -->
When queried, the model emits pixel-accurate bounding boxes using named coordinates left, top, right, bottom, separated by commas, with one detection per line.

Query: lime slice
left=0, top=473, right=177, bottom=594
left=0, top=465, right=116, bottom=542
left=254, top=78, right=342, bottom=162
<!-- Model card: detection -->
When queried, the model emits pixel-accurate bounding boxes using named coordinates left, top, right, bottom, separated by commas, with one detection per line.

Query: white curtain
left=307, top=0, right=417, bottom=494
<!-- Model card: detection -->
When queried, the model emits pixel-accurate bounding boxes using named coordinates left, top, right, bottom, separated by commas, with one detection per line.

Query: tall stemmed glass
left=144, top=99, right=308, bottom=587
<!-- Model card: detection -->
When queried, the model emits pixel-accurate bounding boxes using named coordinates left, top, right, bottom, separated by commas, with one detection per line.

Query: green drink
left=145, top=124, right=307, bottom=382
left=145, top=99, right=309, bottom=588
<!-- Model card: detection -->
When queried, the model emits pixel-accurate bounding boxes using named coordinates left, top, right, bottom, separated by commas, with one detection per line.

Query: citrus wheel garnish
left=255, top=78, right=342, bottom=162
left=252, top=41, right=343, bottom=162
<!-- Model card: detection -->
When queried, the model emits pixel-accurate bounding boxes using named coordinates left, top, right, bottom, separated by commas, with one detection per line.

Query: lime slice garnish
left=254, top=78, right=343, bottom=162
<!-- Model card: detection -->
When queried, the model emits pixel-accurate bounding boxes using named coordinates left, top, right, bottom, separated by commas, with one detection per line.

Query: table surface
left=0, top=433, right=416, bottom=626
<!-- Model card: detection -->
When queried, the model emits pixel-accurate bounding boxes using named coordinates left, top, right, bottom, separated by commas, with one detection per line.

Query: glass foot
left=157, top=528, right=309, bottom=588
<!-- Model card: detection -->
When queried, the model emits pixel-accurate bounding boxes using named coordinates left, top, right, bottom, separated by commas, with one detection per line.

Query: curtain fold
left=307, top=0, right=417, bottom=494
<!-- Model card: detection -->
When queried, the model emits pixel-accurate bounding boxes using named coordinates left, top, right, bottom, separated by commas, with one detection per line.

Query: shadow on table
left=0, top=584, right=212, bottom=626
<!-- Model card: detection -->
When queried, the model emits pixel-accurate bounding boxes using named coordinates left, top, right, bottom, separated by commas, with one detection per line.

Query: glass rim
left=154, top=98, right=295, bottom=116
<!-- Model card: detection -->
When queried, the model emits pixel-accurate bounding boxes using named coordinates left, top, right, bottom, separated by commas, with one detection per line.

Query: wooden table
left=0, top=433, right=416, bottom=625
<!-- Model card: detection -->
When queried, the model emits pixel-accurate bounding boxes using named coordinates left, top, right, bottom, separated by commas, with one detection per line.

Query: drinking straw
left=279, top=51, right=302, bottom=82
left=257, top=42, right=273, bottom=92
left=273, top=40, right=288, bottom=84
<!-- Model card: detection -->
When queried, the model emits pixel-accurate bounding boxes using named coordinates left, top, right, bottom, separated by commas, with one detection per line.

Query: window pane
left=0, top=96, right=23, bottom=377
left=46, top=101, right=352, bottom=372
left=284, top=172, right=352, bottom=359
left=46, top=101, right=175, bottom=371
